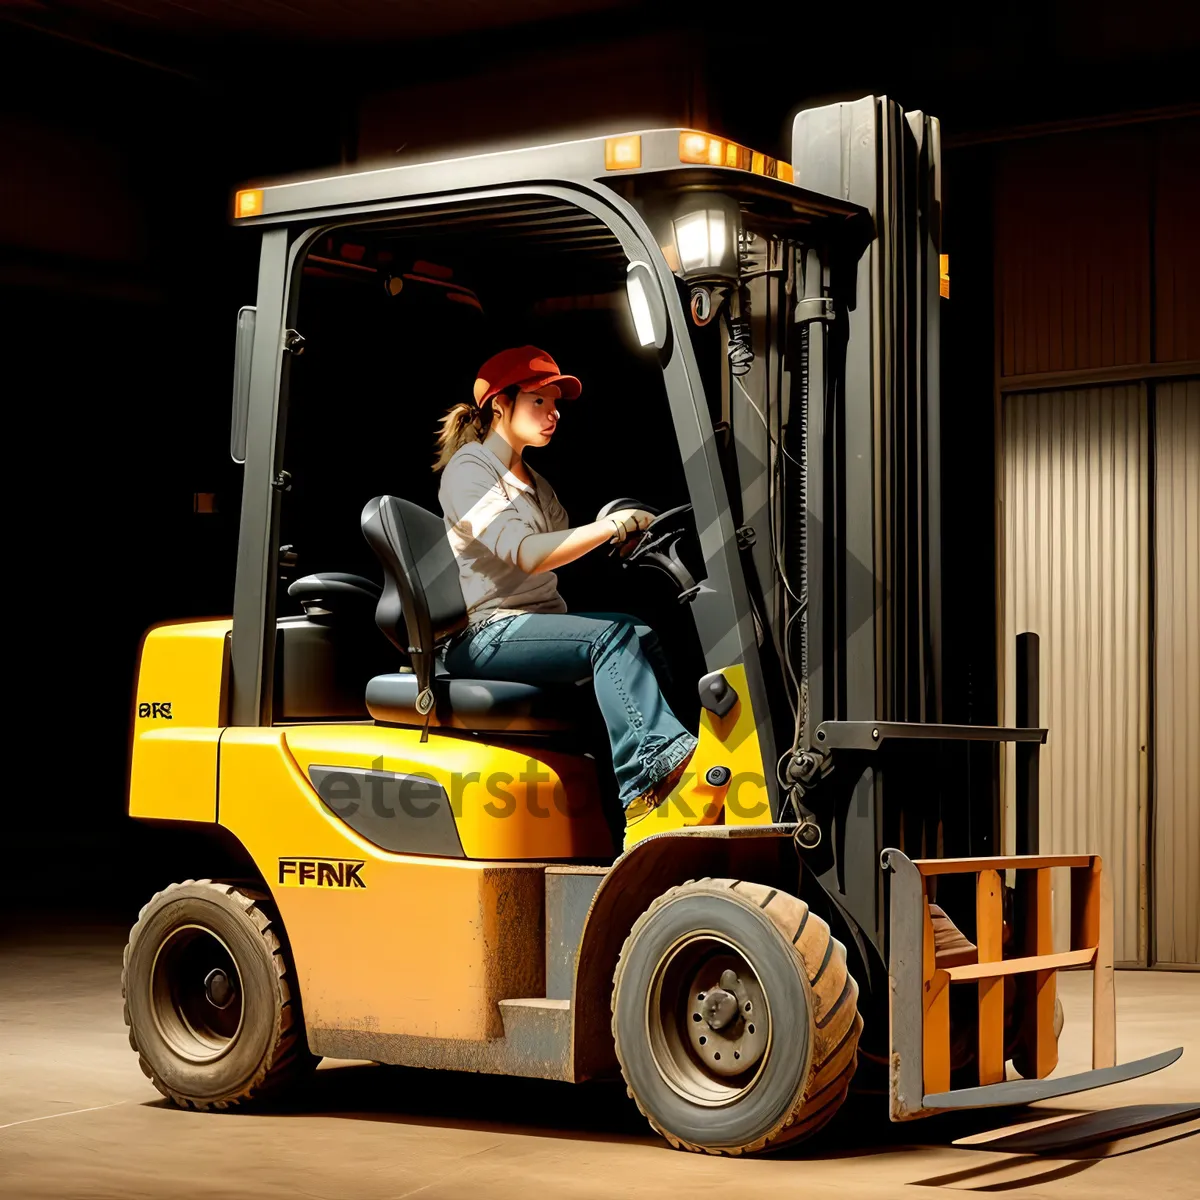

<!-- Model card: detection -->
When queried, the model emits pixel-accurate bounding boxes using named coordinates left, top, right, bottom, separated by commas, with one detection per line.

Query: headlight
left=653, top=192, right=742, bottom=284
left=673, top=209, right=728, bottom=274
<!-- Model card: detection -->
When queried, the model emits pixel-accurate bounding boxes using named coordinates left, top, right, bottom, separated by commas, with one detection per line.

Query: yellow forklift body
left=126, top=628, right=779, bottom=1055
left=623, top=664, right=772, bottom=847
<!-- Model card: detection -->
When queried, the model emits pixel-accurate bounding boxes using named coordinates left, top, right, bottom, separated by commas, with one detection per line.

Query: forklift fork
left=883, top=848, right=1183, bottom=1120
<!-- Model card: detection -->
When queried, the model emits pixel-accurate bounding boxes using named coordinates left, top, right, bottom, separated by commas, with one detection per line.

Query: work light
left=653, top=192, right=742, bottom=285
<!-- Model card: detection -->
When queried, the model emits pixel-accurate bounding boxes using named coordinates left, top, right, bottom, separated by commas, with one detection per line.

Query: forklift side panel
left=128, top=620, right=230, bottom=822
left=218, top=728, right=547, bottom=1043
left=283, top=725, right=614, bottom=860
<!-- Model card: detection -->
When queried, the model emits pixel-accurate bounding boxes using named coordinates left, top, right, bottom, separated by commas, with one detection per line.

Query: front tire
left=611, top=878, right=861, bottom=1155
left=122, top=880, right=317, bottom=1109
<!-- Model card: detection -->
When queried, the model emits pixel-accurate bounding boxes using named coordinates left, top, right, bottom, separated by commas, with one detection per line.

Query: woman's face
left=500, top=385, right=561, bottom=448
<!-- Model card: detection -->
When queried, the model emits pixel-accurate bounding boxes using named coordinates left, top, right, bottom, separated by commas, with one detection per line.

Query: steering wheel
left=594, top=496, right=664, bottom=556
left=594, top=498, right=700, bottom=601
left=595, top=497, right=660, bottom=522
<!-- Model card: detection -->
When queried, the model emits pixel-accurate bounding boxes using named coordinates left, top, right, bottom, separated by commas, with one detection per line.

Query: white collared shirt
left=438, top=441, right=570, bottom=624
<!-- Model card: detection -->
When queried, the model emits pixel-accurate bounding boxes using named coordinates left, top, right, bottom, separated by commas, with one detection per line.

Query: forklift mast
left=794, top=97, right=944, bottom=735
left=785, top=99, right=960, bottom=947
left=781, top=99, right=1046, bottom=957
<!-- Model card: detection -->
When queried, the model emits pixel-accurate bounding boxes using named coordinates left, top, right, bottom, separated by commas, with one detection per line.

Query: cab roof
left=231, top=127, right=868, bottom=232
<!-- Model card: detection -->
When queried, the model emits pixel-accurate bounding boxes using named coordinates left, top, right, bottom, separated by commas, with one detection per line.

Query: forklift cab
left=226, top=128, right=875, bottom=856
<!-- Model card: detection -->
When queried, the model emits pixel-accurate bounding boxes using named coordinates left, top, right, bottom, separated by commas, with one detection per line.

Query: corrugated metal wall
left=1153, top=379, right=1200, bottom=966
left=1003, top=386, right=1149, bottom=964
left=994, top=118, right=1198, bottom=966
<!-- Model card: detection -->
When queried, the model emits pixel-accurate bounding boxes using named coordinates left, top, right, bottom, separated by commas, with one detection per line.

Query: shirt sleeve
left=440, top=452, right=533, bottom=567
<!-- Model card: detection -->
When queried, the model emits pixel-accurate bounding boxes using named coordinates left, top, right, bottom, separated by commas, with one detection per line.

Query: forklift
left=123, top=96, right=1181, bottom=1154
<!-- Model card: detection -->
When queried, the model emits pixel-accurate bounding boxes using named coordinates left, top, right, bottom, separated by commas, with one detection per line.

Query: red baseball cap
left=472, top=345, right=582, bottom=408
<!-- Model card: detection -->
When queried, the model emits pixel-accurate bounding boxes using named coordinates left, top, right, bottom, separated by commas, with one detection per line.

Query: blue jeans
left=444, top=611, right=697, bottom=808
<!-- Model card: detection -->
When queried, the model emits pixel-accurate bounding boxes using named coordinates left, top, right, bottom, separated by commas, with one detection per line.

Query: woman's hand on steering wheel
left=605, top=508, right=656, bottom=545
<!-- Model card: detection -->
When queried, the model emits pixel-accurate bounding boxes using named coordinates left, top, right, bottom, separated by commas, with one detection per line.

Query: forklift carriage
left=123, top=100, right=1180, bottom=1154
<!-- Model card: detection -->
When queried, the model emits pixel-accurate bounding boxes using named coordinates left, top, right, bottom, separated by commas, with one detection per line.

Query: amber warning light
left=604, top=135, right=642, bottom=171
left=940, top=254, right=950, bottom=299
left=236, top=189, right=264, bottom=219
left=678, top=131, right=793, bottom=183
left=603, top=131, right=793, bottom=182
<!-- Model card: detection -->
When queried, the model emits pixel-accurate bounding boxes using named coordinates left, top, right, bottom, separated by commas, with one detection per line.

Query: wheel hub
left=149, top=924, right=245, bottom=1064
left=204, top=968, right=237, bottom=1010
left=701, top=985, right=739, bottom=1031
left=684, top=956, right=768, bottom=1079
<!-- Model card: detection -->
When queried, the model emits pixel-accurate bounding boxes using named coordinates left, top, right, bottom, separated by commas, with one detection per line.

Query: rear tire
left=122, top=880, right=318, bottom=1109
left=611, top=877, right=861, bottom=1155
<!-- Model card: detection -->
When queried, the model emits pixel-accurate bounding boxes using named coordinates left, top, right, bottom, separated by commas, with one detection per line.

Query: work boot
left=624, top=752, right=694, bottom=826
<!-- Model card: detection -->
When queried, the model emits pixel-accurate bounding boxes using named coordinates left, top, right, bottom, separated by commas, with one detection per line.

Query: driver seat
left=359, top=495, right=589, bottom=734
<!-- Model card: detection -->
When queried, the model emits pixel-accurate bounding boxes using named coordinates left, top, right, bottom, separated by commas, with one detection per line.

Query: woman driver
left=434, top=345, right=697, bottom=827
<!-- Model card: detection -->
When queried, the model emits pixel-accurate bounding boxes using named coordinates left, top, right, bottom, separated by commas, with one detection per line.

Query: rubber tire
left=122, top=880, right=318, bottom=1109
left=611, top=877, right=862, bottom=1155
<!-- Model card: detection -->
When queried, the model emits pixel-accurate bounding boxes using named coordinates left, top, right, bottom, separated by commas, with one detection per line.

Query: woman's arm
left=517, top=509, right=653, bottom=574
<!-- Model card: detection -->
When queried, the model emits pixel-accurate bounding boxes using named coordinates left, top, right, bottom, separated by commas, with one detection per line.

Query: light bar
left=678, top=131, right=793, bottom=183
left=233, top=129, right=797, bottom=224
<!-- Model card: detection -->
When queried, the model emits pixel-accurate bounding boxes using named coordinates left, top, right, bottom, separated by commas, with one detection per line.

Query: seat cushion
left=365, top=672, right=590, bottom=732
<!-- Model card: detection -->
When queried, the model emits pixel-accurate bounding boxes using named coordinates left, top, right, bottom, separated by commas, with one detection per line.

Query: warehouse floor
left=1, top=918, right=1196, bottom=1199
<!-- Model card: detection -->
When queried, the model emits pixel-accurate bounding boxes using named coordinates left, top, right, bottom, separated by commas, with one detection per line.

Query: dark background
left=2, top=0, right=1196, bottom=917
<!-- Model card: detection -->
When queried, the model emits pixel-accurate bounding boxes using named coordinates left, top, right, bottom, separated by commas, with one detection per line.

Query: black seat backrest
left=360, top=496, right=468, bottom=665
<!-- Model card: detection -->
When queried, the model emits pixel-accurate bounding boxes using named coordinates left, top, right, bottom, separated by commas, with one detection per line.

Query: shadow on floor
left=907, top=1104, right=1199, bottom=1190
left=139, top=1059, right=1186, bottom=1164
left=966, top=1103, right=1200, bottom=1156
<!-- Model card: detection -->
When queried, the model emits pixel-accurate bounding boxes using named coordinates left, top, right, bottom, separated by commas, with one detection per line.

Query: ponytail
left=433, top=402, right=482, bottom=471
left=431, top=385, right=516, bottom=472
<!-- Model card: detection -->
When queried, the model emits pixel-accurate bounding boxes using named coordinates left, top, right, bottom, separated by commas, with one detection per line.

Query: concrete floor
left=1, top=919, right=1196, bottom=1200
